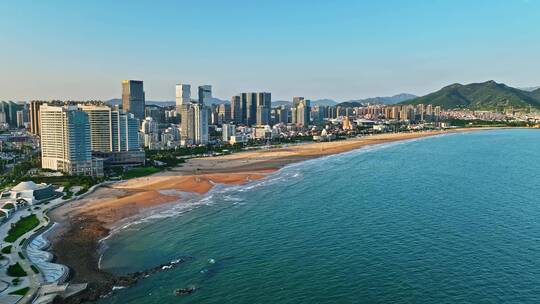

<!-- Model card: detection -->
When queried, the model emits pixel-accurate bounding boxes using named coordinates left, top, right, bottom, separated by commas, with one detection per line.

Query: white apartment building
left=39, top=104, right=96, bottom=176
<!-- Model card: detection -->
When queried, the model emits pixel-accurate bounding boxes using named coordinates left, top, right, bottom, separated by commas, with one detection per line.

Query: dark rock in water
left=175, top=287, right=195, bottom=296
left=54, top=258, right=190, bottom=303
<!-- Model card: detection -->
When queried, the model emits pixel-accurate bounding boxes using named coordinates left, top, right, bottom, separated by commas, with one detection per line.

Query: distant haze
left=105, top=93, right=417, bottom=108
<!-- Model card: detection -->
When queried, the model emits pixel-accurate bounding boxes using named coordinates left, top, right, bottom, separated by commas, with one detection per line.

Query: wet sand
left=47, top=129, right=484, bottom=302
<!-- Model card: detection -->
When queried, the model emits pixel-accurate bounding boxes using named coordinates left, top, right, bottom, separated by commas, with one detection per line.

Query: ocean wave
left=99, top=135, right=441, bottom=248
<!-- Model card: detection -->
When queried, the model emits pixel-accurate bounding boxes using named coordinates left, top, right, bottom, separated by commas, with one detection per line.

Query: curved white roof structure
left=12, top=181, right=42, bottom=191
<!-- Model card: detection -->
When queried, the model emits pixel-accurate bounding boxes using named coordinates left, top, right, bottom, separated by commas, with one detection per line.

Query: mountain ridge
left=400, top=80, right=540, bottom=110
left=271, top=94, right=416, bottom=108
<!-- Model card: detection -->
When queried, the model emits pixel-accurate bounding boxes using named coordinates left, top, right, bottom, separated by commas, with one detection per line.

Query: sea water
left=98, top=129, right=540, bottom=303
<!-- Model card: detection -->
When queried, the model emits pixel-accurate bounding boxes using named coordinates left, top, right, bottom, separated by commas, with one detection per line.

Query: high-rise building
left=391, top=106, right=400, bottom=120
left=177, top=84, right=210, bottom=146
left=0, top=101, right=20, bottom=127
left=180, top=104, right=195, bottom=145
left=117, top=111, right=141, bottom=151
left=176, top=84, right=191, bottom=110
left=426, top=104, right=433, bottom=116
left=218, top=103, right=231, bottom=124
left=275, top=106, right=289, bottom=124
left=239, top=92, right=270, bottom=126
left=193, top=103, right=208, bottom=145
left=145, top=106, right=165, bottom=123
left=39, top=104, right=96, bottom=176
left=255, top=92, right=271, bottom=125
left=295, top=98, right=310, bottom=127
left=198, top=85, right=212, bottom=104
left=16, top=110, right=24, bottom=128
left=79, top=105, right=140, bottom=152
left=243, top=92, right=257, bottom=126
left=79, top=104, right=140, bottom=154
left=231, top=95, right=244, bottom=124
left=291, top=107, right=298, bottom=124
left=293, top=96, right=304, bottom=107
left=179, top=103, right=208, bottom=145
left=122, top=80, right=145, bottom=120
left=310, top=106, right=324, bottom=124
left=416, top=104, right=425, bottom=121
left=222, top=123, right=235, bottom=142
left=79, top=105, right=113, bottom=152
left=29, top=100, right=44, bottom=135
left=399, top=105, right=415, bottom=122
left=384, top=107, right=393, bottom=119
left=141, top=117, right=158, bottom=135
left=434, top=106, right=442, bottom=120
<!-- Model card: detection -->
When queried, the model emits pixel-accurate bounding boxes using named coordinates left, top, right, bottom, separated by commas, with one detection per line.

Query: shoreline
left=46, top=128, right=494, bottom=303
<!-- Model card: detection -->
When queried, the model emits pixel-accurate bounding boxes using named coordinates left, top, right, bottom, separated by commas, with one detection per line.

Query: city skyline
left=3, top=2, right=540, bottom=304
left=2, top=0, right=540, bottom=101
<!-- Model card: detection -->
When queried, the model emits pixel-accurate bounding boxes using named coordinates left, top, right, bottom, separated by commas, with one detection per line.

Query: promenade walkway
left=0, top=182, right=110, bottom=303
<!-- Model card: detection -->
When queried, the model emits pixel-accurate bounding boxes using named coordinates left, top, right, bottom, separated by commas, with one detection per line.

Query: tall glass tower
left=122, top=80, right=145, bottom=120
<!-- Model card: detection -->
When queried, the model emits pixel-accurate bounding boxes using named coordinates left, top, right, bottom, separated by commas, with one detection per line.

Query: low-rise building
left=9, top=181, right=56, bottom=204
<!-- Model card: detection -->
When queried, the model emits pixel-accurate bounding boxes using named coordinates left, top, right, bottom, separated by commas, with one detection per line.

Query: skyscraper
left=275, top=106, right=289, bottom=124
left=29, top=100, right=43, bottom=135
left=0, top=101, right=20, bottom=127
left=180, top=104, right=195, bottom=145
left=177, top=83, right=211, bottom=146
left=255, top=92, right=271, bottom=125
left=16, top=110, right=24, bottom=128
left=291, top=107, right=298, bottom=124
left=218, top=103, right=231, bottom=123
left=119, top=111, right=141, bottom=151
left=295, top=98, right=311, bottom=127
left=242, top=93, right=256, bottom=126
left=175, top=84, right=191, bottom=110
left=179, top=103, right=208, bottom=145
left=198, top=85, right=212, bottom=104
left=193, top=103, right=209, bottom=144
left=39, top=104, right=95, bottom=176
left=230, top=95, right=244, bottom=124
left=291, top=97, right=305, bottom=125
left=240, top=92, right=270, bottom=126
left=79, top=105, right=140, bottom=153
left=293, top=96, right=304, bottom=107
left=145, top=106, right=166, bottom=123
left=122, top=80, right=145, bottom=120
left=79, top=105, right=113, bottom=152
left=434, top=106, right=442, bottom=120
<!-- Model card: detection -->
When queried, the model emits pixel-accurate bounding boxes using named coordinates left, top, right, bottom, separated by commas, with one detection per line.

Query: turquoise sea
left=99, top=129, right=540, bottom=304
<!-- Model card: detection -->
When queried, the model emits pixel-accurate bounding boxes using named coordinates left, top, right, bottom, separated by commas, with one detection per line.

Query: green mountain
left=401, top=80, right=540, bottom=110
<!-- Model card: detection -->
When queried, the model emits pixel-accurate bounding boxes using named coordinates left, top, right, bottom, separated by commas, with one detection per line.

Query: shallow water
left=98, top=129, right=540, bottom=304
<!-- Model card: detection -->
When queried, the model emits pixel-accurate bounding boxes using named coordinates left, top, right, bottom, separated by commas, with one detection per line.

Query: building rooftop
left=12, top=181, right=43, bottom=191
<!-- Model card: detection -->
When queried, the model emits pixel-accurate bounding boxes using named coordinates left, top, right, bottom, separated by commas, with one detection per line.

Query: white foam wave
left=100, top=134, right=444, bottom=246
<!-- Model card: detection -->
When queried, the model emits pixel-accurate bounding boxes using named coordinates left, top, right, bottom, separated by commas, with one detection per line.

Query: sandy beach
left=47, top=129, right=483, bottom=302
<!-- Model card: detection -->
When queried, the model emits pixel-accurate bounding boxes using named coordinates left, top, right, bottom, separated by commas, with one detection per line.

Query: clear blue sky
left=1, top=0, right=539, bottom=101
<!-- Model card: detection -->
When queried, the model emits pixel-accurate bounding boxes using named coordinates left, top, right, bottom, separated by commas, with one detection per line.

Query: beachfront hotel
left=39, top=104, right=96, bottom=176
left=78, top=104, right=140, bottom=153
left=79, top=104, right=144, bottom=167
